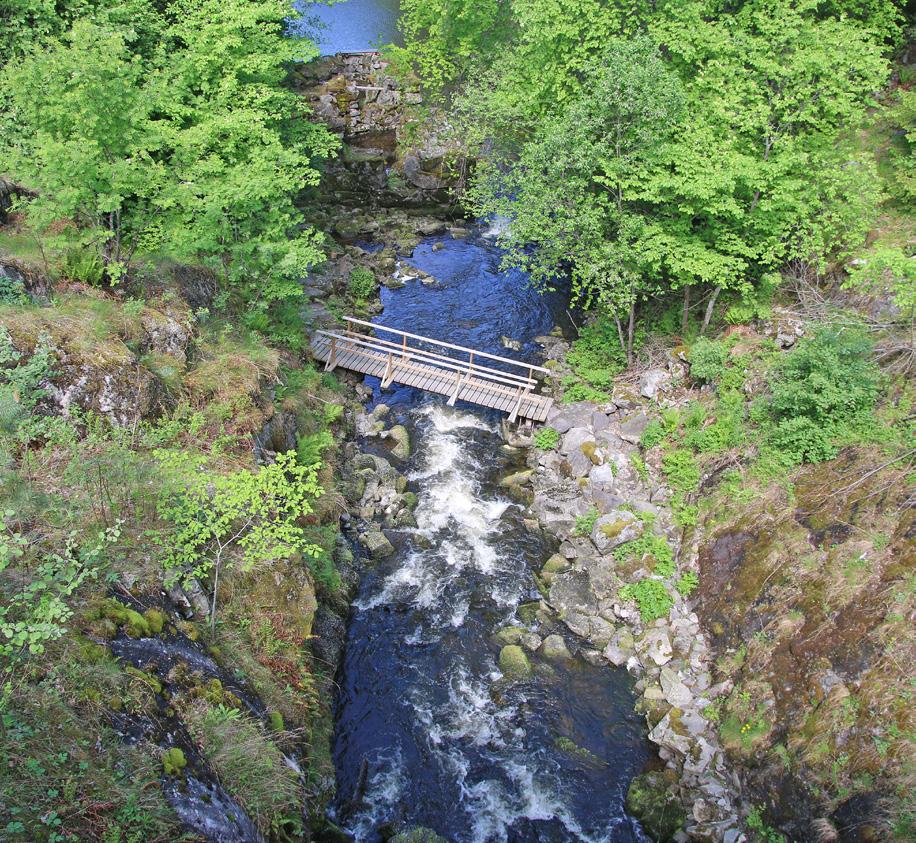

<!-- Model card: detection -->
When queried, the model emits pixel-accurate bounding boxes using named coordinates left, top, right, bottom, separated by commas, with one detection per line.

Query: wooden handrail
left=341, top=329, right=536, bottom=388
left=316, top=329, right=538, bottom=391
left=343, top=316, right=549, bottom=376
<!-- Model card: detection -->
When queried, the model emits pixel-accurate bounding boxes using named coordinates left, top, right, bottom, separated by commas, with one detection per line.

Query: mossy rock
left=402, top=491, right=419, bottom=511
left=177, top=620, right=200, bottom=641
left=161, top=747, right=187, bottom=776
left=625, top=771, right=685, bottom=842
left=494, top=626, right=527, bottom=646
left=143, top=608, right=166, bottom=634
left=540, top=553, right=569, bottom=585
left=99, top=599, right=151, bottom=638
left=268, top=710, right=285, bottom=732
left=555, top=736, right=604, bottom=766
left=517, top=601, right=541, bottom=626
left=498, top=645, right=532, bottom=681
left=387, top=425, right=411, bottom=460
left=580, top=440, right=601, bottom=464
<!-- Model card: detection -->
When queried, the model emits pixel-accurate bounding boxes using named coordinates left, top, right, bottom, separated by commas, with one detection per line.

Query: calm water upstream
left=329, top=230, right=653, bottom=842
left=293, top=0, right=401, bottom=54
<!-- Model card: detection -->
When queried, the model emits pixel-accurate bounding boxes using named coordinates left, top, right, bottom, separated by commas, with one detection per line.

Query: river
left=329, top=230, right=653, bottom=842
left=293, top=0, right=402, bottom=55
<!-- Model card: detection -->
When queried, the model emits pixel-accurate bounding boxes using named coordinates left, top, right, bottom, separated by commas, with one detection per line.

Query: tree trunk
left=614, top=314, right=627, bottom=358
left=210, top=554, right=221, bottom=632
left=681, top=286, right=691, bottom=336
left=701, top=287, right=721, bottom=335
left=627, top=300, right=636, bottom=366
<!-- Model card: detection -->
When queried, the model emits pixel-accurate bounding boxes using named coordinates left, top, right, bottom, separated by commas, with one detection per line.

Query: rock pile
left=511, top=390, right=744, bottom=839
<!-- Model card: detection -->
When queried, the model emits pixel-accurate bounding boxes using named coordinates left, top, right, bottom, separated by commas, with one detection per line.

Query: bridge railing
left=337, top=316, right=548, bottom=388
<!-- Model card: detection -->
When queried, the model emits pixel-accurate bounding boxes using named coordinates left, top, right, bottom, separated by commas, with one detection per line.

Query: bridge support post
left=325, top=336, right=338, bottom=371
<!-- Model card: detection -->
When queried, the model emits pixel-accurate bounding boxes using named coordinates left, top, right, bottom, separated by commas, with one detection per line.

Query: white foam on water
left=482, top=214, right=512, bottom=241
left=420, top=403, right=495, bottom=433
left=348, top=749, right=408, bottom=842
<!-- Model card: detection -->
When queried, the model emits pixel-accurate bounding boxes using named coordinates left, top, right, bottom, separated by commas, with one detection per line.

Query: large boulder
left=639, top=368, right=671, bottom=399
left=359, top=529, right=395, bottom=559
left=561, top=426, right=596, bottom=455
left=618, top=413, right=649, bottom=444
left=590, top=510, right=642, bottom=553
left=625, top=771, right=686, bottom=843
left=499, top=645, right=532, bottom=680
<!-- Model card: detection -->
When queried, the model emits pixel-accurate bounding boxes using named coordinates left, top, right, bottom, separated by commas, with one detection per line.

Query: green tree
left=469, top=37, right=685, bottom=363
left=0, top=20, right=166, bottom=282
left=153, top=0, right=338, bottom=326
left=156, top=450, right=324, bottom=630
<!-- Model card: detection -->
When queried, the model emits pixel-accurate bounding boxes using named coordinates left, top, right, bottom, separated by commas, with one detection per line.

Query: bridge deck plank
left=311, top=332, right=551, bottom=422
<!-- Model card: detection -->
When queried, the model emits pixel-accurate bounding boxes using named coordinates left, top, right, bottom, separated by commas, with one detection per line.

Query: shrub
left=689, top=338, right=729, bottom=383
left=574, top=507, right=599, bottom=536
left=764, top=328, right=879, bottom=465
left=560, top=377, right=608, bottom=403
left=565, top=316, right=626, bottom=389
left=618, top=579, right=673, bottom=622
left=675, top=571, right=699, bottom=596
left=613, top=532, right=675, bottom=577
left=534, top=426, right=560, bottom=449
left=348, top=266, right=376, bottom=301
left=640, top=419, right=667, bottom=449
left=62, top=247, right=105, bottom=286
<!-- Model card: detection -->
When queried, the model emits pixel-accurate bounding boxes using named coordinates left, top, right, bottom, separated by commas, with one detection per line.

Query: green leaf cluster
left=0, top=0, right=338, bottom=333
left=761, top=328, right=880, bottom=465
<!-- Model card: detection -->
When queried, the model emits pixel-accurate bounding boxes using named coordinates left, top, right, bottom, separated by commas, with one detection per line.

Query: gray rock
left=567, top=449, right=593, bottom=478
left=549, top=568, right=599, bottom=616
left=591, top=411, right=611, bottom=433
left=359, top=530, right=395, bottom=559
left=640, top=369, right=671, bottom=399
left=590, top=510, right=642, bottom=553
left=660, top=666, right=693, bottom=708
left=560, top=426, right=596, bottom=455
left=640, top=629, right=674, bottom=666
left=540, top=634, right=573, bottom=661
left=589, top=463, right=616, bottom=485
left=618, top=413, right=649, bottom=444
left=386, top=424, right=411, bottom=460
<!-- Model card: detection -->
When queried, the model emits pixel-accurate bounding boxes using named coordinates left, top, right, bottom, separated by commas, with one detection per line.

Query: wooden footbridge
left=311, top=317, right=553, bottom=422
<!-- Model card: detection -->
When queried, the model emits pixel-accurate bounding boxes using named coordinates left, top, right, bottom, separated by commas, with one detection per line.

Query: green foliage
left=186, top=700, right=301, bottom=833
left=618, top=579, right=673, bottom=623
left=565, top=317, right=626, bottom=389
left=662, top=448, right=700, bottom=496
left=348, top=266, right=377, bottom=302
left=675, top=571, right=699, bottom=597
left=61, top=247, right=105, bottom=286
left=0, top=520, right=117, bottom=671
left=630, top=452, right=649, bottom=482
left=0, top=0, right=338, bottom=318
left=614, top=531, right=675, bottom=577
left=574, top=508, right=599, bottom=537
left=763, top=329, right=879, bottom=465
left=746, top=805, right=787, bottom=843
left=560, top=378, right=609, bottom=404
left=156, top=450, right=324, bottom=628
left=296, top=430, right=334, bottom=467
left=689, top=338, right=729, bottom=384
left=534, top=426, right=560, bottom=450
left=843, top=245, right=915, bottom=318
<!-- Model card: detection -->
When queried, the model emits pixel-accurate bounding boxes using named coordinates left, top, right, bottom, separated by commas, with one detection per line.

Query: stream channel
left=330, top=228, right=653, bottom=842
